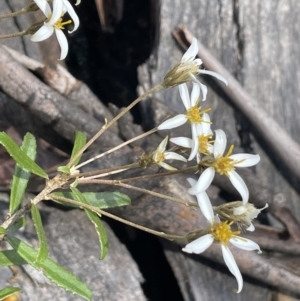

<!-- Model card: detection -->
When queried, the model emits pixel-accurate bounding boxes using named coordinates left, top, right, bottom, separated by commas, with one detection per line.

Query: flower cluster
left=31, top=0, right=80, bottom=60
left=158, top=39, right=267, bottom=293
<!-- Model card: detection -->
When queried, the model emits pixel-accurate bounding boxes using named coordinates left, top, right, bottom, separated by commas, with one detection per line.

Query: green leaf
left=52, top=191, right=131, bottom=209
left=6, top=218, right=26, bottom=234
left=0, top=250, right=27, bottom=266
left=70, top=131, right=87, bottom=167
left=31, top=204, right=48, bottom=264
left=0, top=132, right=48, bottom=179
left=10, top=133, right=37, bottom=214
left=0, top=287, right=21, bottom=300
left=6, top=236, right=92, bottom=301
left=0, top=227, right=5, bottom=234
left=71, top=188, right=109, bottom=259
left=57, top=166, right=71, bottom=174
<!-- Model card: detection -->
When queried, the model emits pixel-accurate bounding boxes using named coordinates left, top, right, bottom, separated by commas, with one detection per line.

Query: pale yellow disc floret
left=210, top=221, right=240, bottom=245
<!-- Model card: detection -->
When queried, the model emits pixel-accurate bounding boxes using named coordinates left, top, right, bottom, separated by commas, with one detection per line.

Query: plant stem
left=76, top=127, right=158, bottom=169
left=74, top=163, right=140, bottom=180
left=77, top=178, right=198, bottom=208
left=114, top=165, right=198, bottom=183
left=67, top=84, right=163, bottom=168
left=49, top=194, right=187, bottom=241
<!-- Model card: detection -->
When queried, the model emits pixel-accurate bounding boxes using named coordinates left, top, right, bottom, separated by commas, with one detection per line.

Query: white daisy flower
left=183, top=178, right=261, bottom=293
left=158, top=83, right=211, bottom=159
left=152, top=136, right=187, bottom=171
left=31, top=0, right=80, bottom=60
left=163, top=38, right=228, bottom=100
left=189, top=129, right=260, bottom=204
left=170, top=113, right=213, bottom=162
left=233, top=203, right=269, bottom=231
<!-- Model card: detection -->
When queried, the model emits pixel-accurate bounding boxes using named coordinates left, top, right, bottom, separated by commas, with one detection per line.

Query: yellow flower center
left=210, top=221, right=240, bottom=245
left=186, top=106, right=211, bottom=124
left=212, top=144, right=236, bottom=176
left=198, top=134, right=213, bottom=154
left=155, top=153, right=165, bottom=163
left=55, top=17, right=72, bottom=29
left=48, top=13, right=72, bottom=29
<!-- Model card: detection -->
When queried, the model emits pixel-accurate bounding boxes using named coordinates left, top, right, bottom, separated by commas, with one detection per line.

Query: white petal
left=48, top=0, right=64, bottom=25
left=221, top=245, right=243, bottom=293
left=33, top=0, right=51, bottom=16
left=178, top=84, right=190, bottom=110
left=187, top=179, right=214, bottom=221
left=55, top=28, right=69, bottom=60
left=186, top=177, right=197, bottom=187
left=159, top=162, right=177, bottom=171
left=182, top=234, right=213, bottom=254
left=199, top=81, right=208, bottom=101
left=75, top=0, right=81, bottom=4
left=199, top=69, right=228, bottom=86
left=63, top=0, right=80, bottom=33
left=228, top=170, right=249, bottom=204
left=213, top=129, right=227, bottom=157
left=230, top=154, right=261, bottom=167
left=157, top=136, right=168, bottom=153
left=230, top=237, right=262, bottom=254
left=181, top=37, right=198, bottom=62
left=188, top=167, right=215, bottom=195
left=31, top=25, right=53, bottom=42
left=194, top=58, right=203, bottom=66
left=190, top=82, right=200, bottom=107
left=188, top=124, right=199, bottom=161
left=202, top=113, right=211, bottom=134
left=170, top=137, right=193, bottom=148
left=158, top=162, right=177, bottom=170
left=246, top=223, right=255, bottom=231
left=158, top=114, right=187, bottom=130
left=164, top=152, right=187, bottom=162
left=195, top=191, right=214, bottom=221
left=195, top=123, right=203, bottom=136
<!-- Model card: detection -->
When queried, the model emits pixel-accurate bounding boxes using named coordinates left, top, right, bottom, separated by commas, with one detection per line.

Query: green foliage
left=6, top=218, right=26, bottom=234
left=71, top=188, right=109, bottom=259
left=0, top=250, right=27, bottom=266
left=53, top=191, right=131, bottom=209
left=10, top=133, right=37, bottom=214
left=6, top=236, right=92, bottom=301
left=57, top=131, right=87, bottom=174
left=31, top=204, right=48, bottom=264
left=70, top=131, right=87, bottom=167
left=0, top=287, right=21, bottom=300
left=0, top=227, right=5, bottom=234
left=0, top=132, right=48, bottom=179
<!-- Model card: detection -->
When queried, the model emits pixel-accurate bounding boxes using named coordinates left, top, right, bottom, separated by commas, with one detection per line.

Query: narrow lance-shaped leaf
left=0, top=132, right=48, bottom=179
left=57, top=131, right=87, bottom=174
left=70, top=131, right=87, bottom=167
left=6, top=236, right=92, bottom=301
left=0, top=250, right=27, bottom=266
left=31, top=204, right=48, bottom=264
left=6, top=217, right=26, bottom=234
left=52, top=191, right=131, bottom=209
left=71, top=188, right=109, bottom=259
left=10, top=132, right=37, bottom=214
left=0, top=287, right=21, bottom=301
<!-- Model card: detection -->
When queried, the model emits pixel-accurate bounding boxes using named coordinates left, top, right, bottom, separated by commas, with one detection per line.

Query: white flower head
left=189, top=129, right=260, bottom=204
left=233, top=203, right=269, bottom=231
left=158, top=83, right=211, bottom=160
left=152, top=136, right=187, bottom=171
left=163, top=38, right=228, bottom=100
left=170, top=113, right=213, bottom=162
left=31, top=0, right=80, bottom=60
left=183, top=181, right=261, bottom=293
